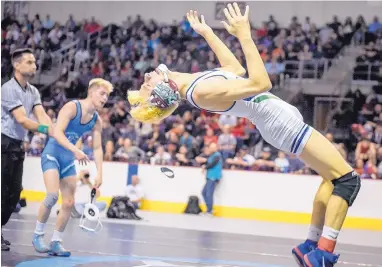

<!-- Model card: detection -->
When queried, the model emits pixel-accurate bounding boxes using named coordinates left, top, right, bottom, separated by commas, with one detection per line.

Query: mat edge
left=21, top=190, right=382, bottom=231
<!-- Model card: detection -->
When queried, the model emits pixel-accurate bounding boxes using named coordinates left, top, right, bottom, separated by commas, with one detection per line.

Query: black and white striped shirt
left=1, top=77, right=42, bottom=141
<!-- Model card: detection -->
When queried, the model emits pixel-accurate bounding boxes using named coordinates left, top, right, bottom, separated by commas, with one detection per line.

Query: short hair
left=88, top=78, right=113, bottom=93
left=11, top=48, right=33, bottom=63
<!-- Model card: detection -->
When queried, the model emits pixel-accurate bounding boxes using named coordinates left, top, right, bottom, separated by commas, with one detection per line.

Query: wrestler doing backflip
left=126, top=3, right=360, bottom=267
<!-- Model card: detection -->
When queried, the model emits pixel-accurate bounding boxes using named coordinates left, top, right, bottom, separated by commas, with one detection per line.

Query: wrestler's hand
left=186, top=10, right=213, bottom=37
left=74, top=149, right=90, bottom=165
left=93, top=174, right=102, bottom=188
left=221, top=2, right=251, bottom=39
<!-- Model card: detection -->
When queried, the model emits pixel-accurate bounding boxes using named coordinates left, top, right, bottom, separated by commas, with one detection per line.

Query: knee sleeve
left=331, top=171, right=361, bottom=207
left=43, top=192, right=59, bottom=209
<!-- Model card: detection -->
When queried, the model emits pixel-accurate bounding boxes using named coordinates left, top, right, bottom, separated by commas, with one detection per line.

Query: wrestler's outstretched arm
left=186, top=10, right=246, bottom=76
left=192, top=4, right=272, bottom=104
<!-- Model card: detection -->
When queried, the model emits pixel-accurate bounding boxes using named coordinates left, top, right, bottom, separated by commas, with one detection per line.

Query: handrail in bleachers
left=86, top=24, right=113, bottom=51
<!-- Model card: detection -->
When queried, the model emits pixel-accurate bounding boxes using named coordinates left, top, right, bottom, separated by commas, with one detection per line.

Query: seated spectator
left=377, top=147, right=382, bottom=179
left=265, top=56, right=285, bottom=86
left=175, top=145, right=193, bottom=166
left=368, top=16, right=382, bottom=33
left=103, top=140, right=115, bottom=161
left=124, top=175, right=144, bottom=209
left=361, top=160, right=378, bottom=179
left=355, top=138, right=377, bottom=166
left=371, top=120, right=382, bottom=146
left=115, top=138, right=145, bottom=163
left=204, top=128, right=218, bottom=146
left=179, top=130, right=195, bottom=152
left=287, top=153, right=306, bottom=174
left=151, top=145, right=172, bottom=165
left=226, top=146, right=255, bottom=170
left=274, top=151, right=290, bottom=173
left=254, top=147, right=275, bottom=172
left=217, top=124, right=237, bottom=160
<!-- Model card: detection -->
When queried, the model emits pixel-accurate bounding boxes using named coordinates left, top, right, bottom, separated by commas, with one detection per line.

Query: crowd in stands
left=2, top=12, right=382, bottom=179
left=352, top=17, right=382, bottom=82
left=1, top=13, right=102, bottom=82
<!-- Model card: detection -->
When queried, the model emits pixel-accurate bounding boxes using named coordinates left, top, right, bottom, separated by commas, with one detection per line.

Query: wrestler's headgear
left=127, top=64, right=181, bottom=123
left=79, top=188, right=103, bottom=233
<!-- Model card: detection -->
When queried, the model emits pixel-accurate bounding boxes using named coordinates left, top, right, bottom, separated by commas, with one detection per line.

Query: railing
left=86, top=24, right=113, bottom=51
left=286, top=59, right=333, bottom=80
left=352, top=62, right=381, bottom=82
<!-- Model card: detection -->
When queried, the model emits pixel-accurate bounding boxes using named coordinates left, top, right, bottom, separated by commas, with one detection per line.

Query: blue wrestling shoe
left=48, top=240, right=71, bottom=257
left=292, top=240, right=317, bottom=267
left=303, top=248, right=339, bottom=267
left=32, top=233, right=50, bottom=253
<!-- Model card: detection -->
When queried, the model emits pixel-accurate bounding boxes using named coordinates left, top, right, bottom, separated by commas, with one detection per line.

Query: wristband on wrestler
left=37, top=124, right=49, bottom=134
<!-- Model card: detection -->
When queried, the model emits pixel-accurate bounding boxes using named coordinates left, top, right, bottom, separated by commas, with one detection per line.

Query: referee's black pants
left=1, top=134, right=25, bottom=227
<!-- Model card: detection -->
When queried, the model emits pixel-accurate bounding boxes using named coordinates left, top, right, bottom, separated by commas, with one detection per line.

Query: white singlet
left=185, top=69, right=313, bottom=155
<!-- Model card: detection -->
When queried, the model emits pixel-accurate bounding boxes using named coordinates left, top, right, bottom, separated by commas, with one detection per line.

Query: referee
left=1, top=48, right=53, bottom=251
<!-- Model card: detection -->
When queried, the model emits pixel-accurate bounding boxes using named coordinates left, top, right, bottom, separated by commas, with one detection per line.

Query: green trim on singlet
left=252, top=94, right=280, bottom=103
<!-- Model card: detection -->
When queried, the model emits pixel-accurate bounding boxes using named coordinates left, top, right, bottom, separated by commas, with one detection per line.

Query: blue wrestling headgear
left=79, top=188, right=103, bottom=233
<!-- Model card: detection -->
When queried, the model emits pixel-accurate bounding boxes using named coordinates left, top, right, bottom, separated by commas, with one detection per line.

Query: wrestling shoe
left=32, top=233, right=50, bottom=253
left=292, top=240, right=317, bottom=267
left=48, top=240, right=71, bottom=257
left=303, top=248, right=339, bottom=267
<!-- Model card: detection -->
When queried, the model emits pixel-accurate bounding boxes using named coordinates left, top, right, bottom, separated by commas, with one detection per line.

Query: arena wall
left=27, top=1, right=380, bottom=28
left=21, top=157, right=382, bottom=231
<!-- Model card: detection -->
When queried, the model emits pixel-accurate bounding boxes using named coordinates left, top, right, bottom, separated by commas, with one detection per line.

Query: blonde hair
left=88, top=78, right=114, bottom=93
left=127, top=91, right=178, bottom=123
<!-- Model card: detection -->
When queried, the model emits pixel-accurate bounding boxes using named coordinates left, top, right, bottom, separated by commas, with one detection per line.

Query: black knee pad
left=331, top=171, right=361, bottom=207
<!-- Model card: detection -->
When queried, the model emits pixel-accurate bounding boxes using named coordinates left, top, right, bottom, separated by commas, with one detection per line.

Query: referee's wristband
left=37, top=124, right=49, bottom=134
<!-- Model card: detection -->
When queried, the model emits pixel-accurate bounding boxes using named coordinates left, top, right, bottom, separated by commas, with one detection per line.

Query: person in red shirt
left=204, top=128, right=218, bottom=146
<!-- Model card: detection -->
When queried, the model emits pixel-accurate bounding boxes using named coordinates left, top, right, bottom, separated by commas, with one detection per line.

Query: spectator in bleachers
left=371, top=120, right=382, bottom=146
left=274, top=151, right=290, bottom=173
left=377, top=147, right=382, bottom=178
left=217, top=124, right=237, bottom=160
left=287, top=153, right=306, bottom=174
left=115, top=138, right=145, bottom=163
left=204, top=128, right=218, bottom=146
left=104, top=140, right=115, bottom=161
left=265, top=57, right=285, bottom=86
left=368, top=16, right=382, bottom=33
left=226, top=146, right=255, bottom=170
left=355, top=137, right=377, bottom=166
left=255, top=147, right=275, bottom=172
left=175, top=145, right=193, bottom=167
left=151, top=145, right=172, bottom=165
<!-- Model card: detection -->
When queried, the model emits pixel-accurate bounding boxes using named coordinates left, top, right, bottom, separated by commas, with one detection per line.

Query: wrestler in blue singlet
left=41, top=100, right=98, bottom=179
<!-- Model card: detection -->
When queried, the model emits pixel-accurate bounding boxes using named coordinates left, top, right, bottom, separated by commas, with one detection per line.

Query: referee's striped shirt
left=1, top=77, right=42, bottom=141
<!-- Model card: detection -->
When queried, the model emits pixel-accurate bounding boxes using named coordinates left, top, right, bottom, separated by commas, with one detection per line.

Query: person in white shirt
left=124, top=175, right=144, bottom=209
left=150, top=145, right=172, bottom=165
left=274, top=151, right=290, bottom=173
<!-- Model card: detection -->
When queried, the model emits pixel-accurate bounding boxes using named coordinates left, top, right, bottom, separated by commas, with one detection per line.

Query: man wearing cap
left=1, top=48, right=53, bottom=251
